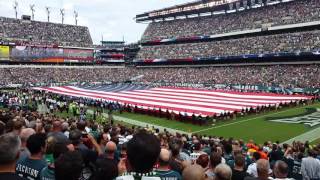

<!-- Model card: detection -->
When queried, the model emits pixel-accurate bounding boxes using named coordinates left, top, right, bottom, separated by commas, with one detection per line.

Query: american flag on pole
left=34, top=85, right=311, bottom=116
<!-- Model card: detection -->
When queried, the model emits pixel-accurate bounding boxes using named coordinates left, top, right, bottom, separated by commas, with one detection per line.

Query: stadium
left=0, top=0, right=320, bottom=180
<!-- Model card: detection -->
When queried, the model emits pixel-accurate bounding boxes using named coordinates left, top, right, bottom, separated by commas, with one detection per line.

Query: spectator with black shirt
left=91, top=158, right=118, bottom=180
left=268, top=144, right=283, bottom=168
left=232, top=154, right=249, bottom=180
left=282, top=147, right=294, bottom=178
left=54, top=151, right=83, bottom=180
left=291, top=152, right=303, bottom=180
left=68, top=130, right=102, bottom=180
left=116, top=130, right=161, bottom=179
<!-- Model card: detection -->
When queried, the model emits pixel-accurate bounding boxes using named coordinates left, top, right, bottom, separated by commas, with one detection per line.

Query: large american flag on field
left=34, top=85, right=311, bottom=116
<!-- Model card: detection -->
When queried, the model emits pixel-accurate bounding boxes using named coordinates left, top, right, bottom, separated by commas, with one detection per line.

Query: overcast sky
left=0, top=0, right=189, bottom=44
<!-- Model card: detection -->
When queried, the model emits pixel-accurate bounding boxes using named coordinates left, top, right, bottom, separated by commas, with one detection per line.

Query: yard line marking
left=282, top=126, right=320, bottom=144
left=110, top=114, right=191, bottom=136
left=191, top=105, right=314, bottom=134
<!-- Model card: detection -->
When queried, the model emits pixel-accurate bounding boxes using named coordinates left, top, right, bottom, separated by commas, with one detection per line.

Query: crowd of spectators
left=0, top=17, right=92, bottom=47
left=0, top=64, right=320, bottom=89
left=142, top=0, right=320, bottom=41
left=137, top=30, right=320, bottom=59
left=0, top=89, right=320, bottom=180
left=137, top=65, right=320, bottom=89
left=0, top=67, right=135, bottom=85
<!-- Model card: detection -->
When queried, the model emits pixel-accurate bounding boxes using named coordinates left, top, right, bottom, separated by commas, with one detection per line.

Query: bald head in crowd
left=160, top=148, right=170, bottom=162
left=20, top=128, right=36, bottom=143
left=61, top=122, right=69, bottom=131
left=273, top=160, right=288, bottom=179
left=214, top=164, right=232, bottom=180
left=159, top=148, right=170, bottom=167
left=183, top=165, right=206, bottom=180
left=105, top=141, right=117, bottom=159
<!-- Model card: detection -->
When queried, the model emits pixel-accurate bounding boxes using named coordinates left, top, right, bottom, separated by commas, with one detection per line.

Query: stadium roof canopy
left=135, top=0, right=292, bottom=23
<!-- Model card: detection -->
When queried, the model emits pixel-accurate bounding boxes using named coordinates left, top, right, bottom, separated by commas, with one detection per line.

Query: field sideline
left=112, top=103, right=320, bottom=144
left=51, top=102, right=320, bottom=144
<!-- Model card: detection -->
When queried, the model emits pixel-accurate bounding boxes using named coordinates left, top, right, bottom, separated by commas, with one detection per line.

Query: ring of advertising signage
left=148, top=0, right=239, bottom=17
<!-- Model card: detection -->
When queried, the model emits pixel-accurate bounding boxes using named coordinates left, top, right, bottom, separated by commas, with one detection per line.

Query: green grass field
left=113, top=103, right=320, bottom=144
left=53, top=102, right=320, bottom=144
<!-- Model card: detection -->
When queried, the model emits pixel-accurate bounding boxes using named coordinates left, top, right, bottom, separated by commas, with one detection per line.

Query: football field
left=35, top=85, right=311, bottom=117
left=40, top=85, right=320, bottom=144
left=45, top=86, right=320, bottom=143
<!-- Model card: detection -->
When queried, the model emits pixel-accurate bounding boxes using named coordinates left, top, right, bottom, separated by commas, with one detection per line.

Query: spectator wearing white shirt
left=301, top=149, right=320, bottom=180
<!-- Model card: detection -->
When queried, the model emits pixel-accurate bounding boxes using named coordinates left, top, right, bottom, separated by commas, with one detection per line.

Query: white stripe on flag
left=153, top=88, right=309, bottom=100
left=48, top=87, right=227, bottom=114
left=34, top=86, right=310, bottom=116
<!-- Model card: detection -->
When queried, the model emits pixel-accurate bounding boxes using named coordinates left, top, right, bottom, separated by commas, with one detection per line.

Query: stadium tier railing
left=133, top=51, right=320, bottom=63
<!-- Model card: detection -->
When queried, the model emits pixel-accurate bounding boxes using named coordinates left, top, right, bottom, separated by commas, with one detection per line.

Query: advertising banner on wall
left=0, top=46, right=10, bottom=61
left=8, top=46, right=94, bottom=63
left=63, top=48, right=94, bottom=63
left=10, top=46, right=64, bottom=62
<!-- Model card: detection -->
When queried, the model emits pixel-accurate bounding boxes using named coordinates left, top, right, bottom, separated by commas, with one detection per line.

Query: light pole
left=74, top=10, right=78, bottom=25
left=60, top=9, right=65, bottom=24
left=46, top=7, right=50, bottom=22
left=13, top=1, right=18, bottom=19
left=30, top=4, right=35, bottom=20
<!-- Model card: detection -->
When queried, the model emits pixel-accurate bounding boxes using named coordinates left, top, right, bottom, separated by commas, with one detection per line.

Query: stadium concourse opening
left=1, top=0, right=320, bottom=180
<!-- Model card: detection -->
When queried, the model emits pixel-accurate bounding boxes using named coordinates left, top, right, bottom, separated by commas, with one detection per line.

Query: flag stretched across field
left=33, top=85, right=311, bottom=116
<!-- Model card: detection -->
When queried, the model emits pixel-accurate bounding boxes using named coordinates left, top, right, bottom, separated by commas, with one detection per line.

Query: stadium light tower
left=30, top=4, right=35, bottom=20
left=74, top=10, right=78, bottom=26
left=13, top=1, right=18, bottom=19
left=46, top=7, right=50, bottom=22
left=60, top=8, right=65, bottom=24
